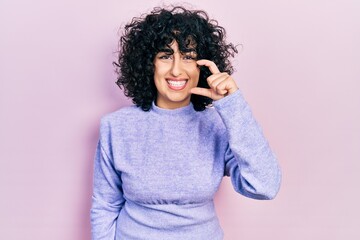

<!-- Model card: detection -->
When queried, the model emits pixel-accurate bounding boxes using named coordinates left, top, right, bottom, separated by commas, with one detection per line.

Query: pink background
left=1, top=0, right=359, bottom=239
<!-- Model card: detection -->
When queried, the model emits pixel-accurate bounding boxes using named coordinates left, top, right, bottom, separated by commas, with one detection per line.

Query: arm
left=91, top=120, right=125, bottom=239
left=214, top=90, right=281, bottom=199
left=191, top=59, right=281, bottom=200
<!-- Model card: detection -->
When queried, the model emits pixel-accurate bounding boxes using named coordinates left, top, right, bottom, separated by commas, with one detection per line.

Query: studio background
left=1, top=0, right=359, bottom=239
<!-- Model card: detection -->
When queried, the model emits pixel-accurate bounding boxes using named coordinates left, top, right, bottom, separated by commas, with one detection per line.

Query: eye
left=182, top=52, right=197, bottom=61
left=183, top=55, right=195, bottom=60
left=159, top=54, right=172, bottom=60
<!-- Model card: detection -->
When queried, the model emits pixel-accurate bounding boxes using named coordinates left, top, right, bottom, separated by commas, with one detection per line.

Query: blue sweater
left=91, top=90, right=281, bottom=239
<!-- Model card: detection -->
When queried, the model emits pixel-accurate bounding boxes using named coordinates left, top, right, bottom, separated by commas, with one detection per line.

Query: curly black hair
left=114, top=6, right=237, bottom=111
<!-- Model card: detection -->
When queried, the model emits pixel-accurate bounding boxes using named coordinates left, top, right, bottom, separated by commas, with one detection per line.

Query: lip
left=166, top=78, right=188, bottom=91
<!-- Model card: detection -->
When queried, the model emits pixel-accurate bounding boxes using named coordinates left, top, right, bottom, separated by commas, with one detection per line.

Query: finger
left=215, top=79, right=230, bottom=95
left=197, top=59, right=220, bottom=74
left=208, top=73, right=230, bottom=89
left=190, top=87, right=213, bottom=99
left=207, top=72, right=229, bottom=85
left=190, top=87, right=225, bottom=101
left=215, top=77, right=239, bottom=95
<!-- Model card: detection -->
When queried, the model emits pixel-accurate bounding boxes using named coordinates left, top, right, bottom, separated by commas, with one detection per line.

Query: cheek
left=187, top=66, right=200, bottom=83
left=153, top=65, right=164, bottom=81
left=154, top=62, right=172, bottom=76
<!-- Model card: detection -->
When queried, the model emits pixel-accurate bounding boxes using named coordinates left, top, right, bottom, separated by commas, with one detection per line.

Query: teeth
left=167, top=80, right=186, bottom=87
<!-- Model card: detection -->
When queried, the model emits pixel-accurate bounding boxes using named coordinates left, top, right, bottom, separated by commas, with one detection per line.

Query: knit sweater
left=91, top=90, right=281, bottom=240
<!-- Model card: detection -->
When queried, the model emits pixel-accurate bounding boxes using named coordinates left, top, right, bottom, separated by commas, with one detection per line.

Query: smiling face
left=153, top=41, right=200, bottom=109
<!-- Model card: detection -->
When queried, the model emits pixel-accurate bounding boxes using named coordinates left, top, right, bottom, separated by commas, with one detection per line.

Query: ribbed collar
left=150, top=101, right=195, bottom=116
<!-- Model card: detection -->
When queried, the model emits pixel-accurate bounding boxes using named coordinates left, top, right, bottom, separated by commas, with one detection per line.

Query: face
left=153, top=41, right=200, bottom=109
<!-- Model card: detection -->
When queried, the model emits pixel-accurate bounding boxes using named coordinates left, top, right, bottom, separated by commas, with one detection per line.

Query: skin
left=191, top=59, right=239, bottom=101
left=153, top=41, right=239, bottom=109
left=154, top=41, right=200, bottom=109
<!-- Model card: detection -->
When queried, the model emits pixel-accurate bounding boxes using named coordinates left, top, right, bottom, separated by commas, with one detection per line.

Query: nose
left=170, top=56, right=182, bottom=77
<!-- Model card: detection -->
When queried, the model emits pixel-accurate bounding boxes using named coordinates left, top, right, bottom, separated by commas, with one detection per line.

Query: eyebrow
left=157, top=48, right=197, bottom=55
left=158, top=48, right=173, bottom=54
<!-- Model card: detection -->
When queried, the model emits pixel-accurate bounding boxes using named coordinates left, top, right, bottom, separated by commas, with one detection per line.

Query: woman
left=91, top=6, right=281, bottom=240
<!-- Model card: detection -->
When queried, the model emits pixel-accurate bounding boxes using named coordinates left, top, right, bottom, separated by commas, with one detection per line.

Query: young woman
left=91, top=6, right=281, bottom=240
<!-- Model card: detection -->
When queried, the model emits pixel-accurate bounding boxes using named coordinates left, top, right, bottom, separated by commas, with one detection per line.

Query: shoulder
left=101, top=105, right=144, bottom=125
left=99, top=105, right=146, bottom=136
left=198, top=106, right=226, bottom=133
left=97, top=105, right=148, bottom=149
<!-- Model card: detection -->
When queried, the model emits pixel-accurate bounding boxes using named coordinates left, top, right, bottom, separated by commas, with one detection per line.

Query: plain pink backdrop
left=1, top=0, right=359, bottom=239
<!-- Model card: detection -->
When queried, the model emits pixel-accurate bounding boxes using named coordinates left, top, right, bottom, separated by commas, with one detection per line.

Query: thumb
left=190, top=87, right=213, bottom=98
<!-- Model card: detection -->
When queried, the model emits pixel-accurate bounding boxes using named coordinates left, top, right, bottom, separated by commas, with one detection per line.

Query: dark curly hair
left=114, top=6, right=237, bottom=111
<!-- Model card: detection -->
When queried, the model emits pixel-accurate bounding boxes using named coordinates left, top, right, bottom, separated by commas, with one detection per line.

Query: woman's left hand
left=190, top=59, right=239, bottom=100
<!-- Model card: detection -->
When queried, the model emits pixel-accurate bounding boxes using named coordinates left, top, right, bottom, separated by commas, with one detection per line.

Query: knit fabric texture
left=91, top=90, right=281, bottom=239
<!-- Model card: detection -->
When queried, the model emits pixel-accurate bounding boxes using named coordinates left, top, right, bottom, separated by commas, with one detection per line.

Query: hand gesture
left=190, top=59, right=238, bottom=101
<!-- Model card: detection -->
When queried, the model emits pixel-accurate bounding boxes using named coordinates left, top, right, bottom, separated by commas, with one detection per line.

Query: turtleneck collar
left=150, top=101, right=195, bottom=116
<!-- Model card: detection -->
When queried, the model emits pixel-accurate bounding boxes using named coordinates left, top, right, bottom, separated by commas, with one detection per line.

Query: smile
left=166, top=79, right=188, bottom=90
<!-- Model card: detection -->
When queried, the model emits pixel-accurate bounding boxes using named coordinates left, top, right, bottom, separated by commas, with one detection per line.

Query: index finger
left=197, top=59, right=220, bottom=74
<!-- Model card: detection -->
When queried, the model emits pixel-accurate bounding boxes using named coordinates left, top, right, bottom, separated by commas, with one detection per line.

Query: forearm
left=214, top=90, right=281, bottom=199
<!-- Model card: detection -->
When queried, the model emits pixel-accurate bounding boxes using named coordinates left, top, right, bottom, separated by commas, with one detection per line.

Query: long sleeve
left=213, top=90, right=281, bottom=200
left=91, top=123, right=125, bottom=239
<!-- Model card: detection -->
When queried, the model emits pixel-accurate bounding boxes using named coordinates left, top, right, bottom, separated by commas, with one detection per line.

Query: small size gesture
left=190, top=59, right=239, bottom=100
